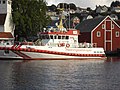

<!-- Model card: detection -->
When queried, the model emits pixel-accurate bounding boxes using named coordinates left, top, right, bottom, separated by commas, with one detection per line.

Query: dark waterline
left=0, top=57, right=120, bottom=90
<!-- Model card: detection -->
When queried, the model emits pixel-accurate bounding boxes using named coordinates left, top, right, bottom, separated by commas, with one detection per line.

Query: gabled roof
left=75, top=16, right=105, bottom=32
left=115, top=20, right=120, bottom=26
left=0, top=14, right=6, bottom=25
left=0, top=32, right=14, bottom=39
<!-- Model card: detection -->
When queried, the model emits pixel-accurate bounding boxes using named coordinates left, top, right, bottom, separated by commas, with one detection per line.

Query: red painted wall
left=92, top=22, right=105, bottom=48
left=112, top=23, right=120, bottom=51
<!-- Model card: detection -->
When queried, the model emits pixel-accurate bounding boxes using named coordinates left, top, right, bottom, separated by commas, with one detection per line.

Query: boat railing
left=13, top=41, right=97, bottom=48
left=78, top=43, right=97, bottom=48
left=46, top=42, right=97, bottom=48
left=47, top=43, right=58, bottom=47
left=35, top=42, right=97, bottom=48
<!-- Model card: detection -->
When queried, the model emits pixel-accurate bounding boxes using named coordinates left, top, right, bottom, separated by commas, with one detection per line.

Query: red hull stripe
left=12, top=51, right=31, bottom=59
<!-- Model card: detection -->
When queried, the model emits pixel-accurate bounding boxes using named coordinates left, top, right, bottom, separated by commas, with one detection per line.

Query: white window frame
left=97, top=31, right=101, bottom=37
left=112, top=24, right=114, bottom=29
left=116, top=31, right=119, bottom=37
left=102, top=24, right=105, bottom=29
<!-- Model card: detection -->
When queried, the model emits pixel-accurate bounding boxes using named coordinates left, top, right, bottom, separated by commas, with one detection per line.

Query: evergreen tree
left=12, top=0, right=50, bottom=40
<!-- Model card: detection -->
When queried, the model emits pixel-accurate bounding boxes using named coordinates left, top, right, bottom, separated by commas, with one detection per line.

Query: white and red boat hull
left=0, top=45, right=107, bottom=60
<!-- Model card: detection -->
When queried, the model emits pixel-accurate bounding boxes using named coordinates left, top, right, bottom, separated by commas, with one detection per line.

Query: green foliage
left=12, top=0, right=51, bottom=38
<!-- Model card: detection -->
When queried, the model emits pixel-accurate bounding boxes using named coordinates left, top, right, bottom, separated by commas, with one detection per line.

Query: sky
left=45, top=0, right=118, bottom=9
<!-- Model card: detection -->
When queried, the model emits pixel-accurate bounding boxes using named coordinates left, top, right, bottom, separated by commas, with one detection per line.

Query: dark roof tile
left=75, top=16, right=105, bottom=32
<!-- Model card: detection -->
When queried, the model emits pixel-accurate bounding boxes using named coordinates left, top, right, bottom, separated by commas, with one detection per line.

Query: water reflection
left=106, top=57, right=120, bottom=62
left=0, top=58, right=120, bottom=90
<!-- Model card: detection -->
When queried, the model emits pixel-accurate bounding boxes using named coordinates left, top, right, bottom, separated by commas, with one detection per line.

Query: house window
left=97, top=31, right=101, bottom=37
left=8, top=1, right=11, bottom=4
left=116, top=31, right=119, bottom=37
left=102, top=24, right=105, bottom=29
left=112, top=24, right=114, bottom=29
left=3, top=0, right=5, bottom=4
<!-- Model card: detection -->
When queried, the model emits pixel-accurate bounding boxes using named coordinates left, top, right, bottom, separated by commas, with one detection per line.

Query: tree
left=12, top=0, right=50, bottom=40
left=110, top=1, right=120, bottom=7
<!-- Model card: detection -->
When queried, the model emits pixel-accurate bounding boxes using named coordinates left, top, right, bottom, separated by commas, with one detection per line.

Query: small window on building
left=102, top=24, right=105, bottom=29
left=3, top=0, right=5, bottom=4
left=97, top=31, right=101, bottom=37
left=0, top=0, right=1, bottom=4
left=116, top=31, right=119, bottom=37
left=112, top=24, right=114, bottom=29
left=8, top=1, right=11, bottom=4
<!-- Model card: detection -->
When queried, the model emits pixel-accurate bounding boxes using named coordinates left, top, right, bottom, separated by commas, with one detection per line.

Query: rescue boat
left=0, top=28, right=106, bottom=60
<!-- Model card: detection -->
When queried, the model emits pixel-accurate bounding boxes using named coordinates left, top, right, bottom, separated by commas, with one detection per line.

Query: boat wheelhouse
left=38, top=29, right=80, bottom=48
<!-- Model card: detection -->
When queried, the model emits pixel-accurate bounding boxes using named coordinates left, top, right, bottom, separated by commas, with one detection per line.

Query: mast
left=57, top=8, right=66, bottom=32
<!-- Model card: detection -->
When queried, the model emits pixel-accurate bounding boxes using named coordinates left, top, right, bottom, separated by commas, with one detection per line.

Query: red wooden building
left=76, top=16, right=120, bottom=52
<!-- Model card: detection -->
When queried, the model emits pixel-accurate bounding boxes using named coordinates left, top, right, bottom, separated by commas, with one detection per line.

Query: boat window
left=62, top=36, right=65, bottom=39
left=42, top=35, right=45, bottom=39
left=4, top=50, right=9, bottom=54
left=46, top=35, right=49, bottom=39
left=66, top=36, right=69, bottom=39
left=39, top=35, right=42, bottom=39
left=54, top=36, right=57, bottom=39
left=58, top=36, right=61, bottom=39
left=50, top=35, right=53, bottom=39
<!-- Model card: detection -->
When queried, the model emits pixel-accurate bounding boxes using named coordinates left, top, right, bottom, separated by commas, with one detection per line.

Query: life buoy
left=61, top=43, right=65, bottom=46
left=66, top=44, right=70, bottom=48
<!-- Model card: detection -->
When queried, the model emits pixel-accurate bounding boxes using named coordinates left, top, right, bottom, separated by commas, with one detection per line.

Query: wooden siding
left=92, top=21, right=105, bottom=48
left=92, top=16, right=120, bottom=51
left=106, top=20, right=111, bottom=30
left=112, top=22, right=120, bottom=51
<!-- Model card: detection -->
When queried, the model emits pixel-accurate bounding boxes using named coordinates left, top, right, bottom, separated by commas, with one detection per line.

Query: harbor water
left=0, top=57, right=120, bottom=90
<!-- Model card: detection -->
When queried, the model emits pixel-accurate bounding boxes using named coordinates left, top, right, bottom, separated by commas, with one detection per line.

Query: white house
left=111, top=7, right=120, bottom=13
left=95, top=5, right=108, bottom=14
left=0, top=0, right=14, bottom=44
